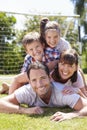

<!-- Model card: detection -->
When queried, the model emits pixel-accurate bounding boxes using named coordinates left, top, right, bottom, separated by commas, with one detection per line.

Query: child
left=40, top=17, right=71, bottom=71
left=0, top=32, right=46, bottom=94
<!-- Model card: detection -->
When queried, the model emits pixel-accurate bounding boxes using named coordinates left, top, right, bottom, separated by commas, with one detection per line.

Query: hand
left=21, top=106, right=44, bottom=115
left=50, top=111, right=74, bottom=122
left=28, top=106, right=44, bottom=115
left=62, top=86, right=75, bottom=95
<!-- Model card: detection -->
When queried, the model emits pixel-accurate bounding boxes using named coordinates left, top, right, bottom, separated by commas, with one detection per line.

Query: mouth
left=60, top=71, right=69, bottom=79
left=62, top=72, right=69, bottom=76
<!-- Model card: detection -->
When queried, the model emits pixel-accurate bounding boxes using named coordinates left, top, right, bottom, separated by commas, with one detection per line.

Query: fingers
left=50, top=112, right=63, bottom=121
left=62, top=89, right=75, bottom=95
left=34, top=106, right=44, bottom=114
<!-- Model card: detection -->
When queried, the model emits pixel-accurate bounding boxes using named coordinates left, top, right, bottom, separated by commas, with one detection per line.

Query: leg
left=0, top=82, right=9, bottom=94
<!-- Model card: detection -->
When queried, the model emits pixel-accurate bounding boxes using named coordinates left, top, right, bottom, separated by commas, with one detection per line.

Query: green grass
left=0, top=107, right=87, bottom=130
left=0, top=75, right=87, bottom=130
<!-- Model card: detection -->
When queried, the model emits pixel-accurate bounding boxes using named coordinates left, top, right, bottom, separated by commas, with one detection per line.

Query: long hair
left=40, top=17, right=49, bottom=45
left=40, top=17, right=60, bottom=47
left=52, top=49, right=79, bottom=83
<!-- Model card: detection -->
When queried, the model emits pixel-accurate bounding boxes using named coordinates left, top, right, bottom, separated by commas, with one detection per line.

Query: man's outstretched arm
left=50, top=97, right=87, bottom=122
left=0, top=94, right=44, bottom=115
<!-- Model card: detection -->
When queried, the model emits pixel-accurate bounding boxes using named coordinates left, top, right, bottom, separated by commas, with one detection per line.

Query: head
left=27, top=62, right=51, bottom=98
left=22, top=32, right=44, bottom=61
left=40, top=18, right=60, bottom=48
left=51, top=49, right=79, bottom=83
left=58, top=49, right=79, bottom=81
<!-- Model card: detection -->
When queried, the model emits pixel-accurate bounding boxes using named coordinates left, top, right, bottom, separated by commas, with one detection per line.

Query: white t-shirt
left=56, top=37, right=71, bottom=53
left=14, top=82, right=80, bottom=108
left=51, top=70, right=85, bottom=93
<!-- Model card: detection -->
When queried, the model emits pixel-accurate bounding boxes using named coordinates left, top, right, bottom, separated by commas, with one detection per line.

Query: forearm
left=46, top=60, right=58, bottom=72
left=9, top=72, right=29, bottom=94
left=77, top=106, right=87, bottom=117
left=0, top=100, right=44, bottom=115
left=0, top=100, right=20, bottom=114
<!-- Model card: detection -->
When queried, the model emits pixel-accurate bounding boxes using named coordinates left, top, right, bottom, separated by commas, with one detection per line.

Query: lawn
left=0, top=74, right=87, bottom=130
left=0, top=107, right=87, bottom=130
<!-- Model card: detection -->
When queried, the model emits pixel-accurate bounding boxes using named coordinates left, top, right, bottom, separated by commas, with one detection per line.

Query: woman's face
left=58, top=62, right=77, bottom=80
left=45, top=29, right=60, bottom=48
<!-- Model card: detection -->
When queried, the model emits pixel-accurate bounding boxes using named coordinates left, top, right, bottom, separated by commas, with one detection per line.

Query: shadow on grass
left=27, top=106, right=73, bottom=118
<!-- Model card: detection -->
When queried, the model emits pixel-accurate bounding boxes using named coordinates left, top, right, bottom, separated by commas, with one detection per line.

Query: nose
left=63, top=64, right=68, bottom=71
left=50, top=38, right=54, bottom=43
left=37, top=80, right=42, bottom=88
left=33, top=48, right=37, bottom=55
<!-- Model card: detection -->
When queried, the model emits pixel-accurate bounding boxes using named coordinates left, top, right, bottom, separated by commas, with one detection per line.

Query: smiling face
left=58, top=62, right=77, bottom=80
left=58, top=49, right=78, bottom=80
left=45, top=29, right=60, bottom=48
left=29, top=68, right=51, bottom=98
left=26, top=41, right=44, bottom=61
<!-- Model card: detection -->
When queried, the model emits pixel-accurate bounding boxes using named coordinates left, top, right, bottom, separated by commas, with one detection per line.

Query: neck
left=41, top=86, right=52, bottom=104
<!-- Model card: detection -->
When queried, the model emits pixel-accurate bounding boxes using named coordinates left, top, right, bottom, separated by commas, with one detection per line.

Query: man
left=0, top=62, right=87, bottom=122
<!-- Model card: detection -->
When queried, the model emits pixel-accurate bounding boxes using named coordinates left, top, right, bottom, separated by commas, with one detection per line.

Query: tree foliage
left=0, top=12, right=24, bottom=74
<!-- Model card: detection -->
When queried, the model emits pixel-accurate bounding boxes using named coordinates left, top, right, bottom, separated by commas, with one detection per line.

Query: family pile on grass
left=0, top=17, right=87, bottom=122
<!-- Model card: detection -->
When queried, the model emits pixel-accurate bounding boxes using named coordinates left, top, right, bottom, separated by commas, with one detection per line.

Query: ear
left=26, top=49, right=29, bottom=54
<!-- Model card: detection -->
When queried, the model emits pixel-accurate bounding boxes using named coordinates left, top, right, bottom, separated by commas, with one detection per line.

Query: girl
left=40, top=17, right=71, bottom=71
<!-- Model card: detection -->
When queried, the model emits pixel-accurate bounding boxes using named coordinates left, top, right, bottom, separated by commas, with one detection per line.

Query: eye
left=36, top=45, right=40, bottom=49
left=31, top=79, right=36, bottom=82
left=41, top=76, right=47, bottom=80
left=55, top=35, right=58, bottom=39
left=29, top=48, right=33, bottom=51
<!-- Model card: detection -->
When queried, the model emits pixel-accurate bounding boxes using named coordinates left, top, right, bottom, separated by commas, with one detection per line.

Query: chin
left=61, top=76, right=69, bottom=80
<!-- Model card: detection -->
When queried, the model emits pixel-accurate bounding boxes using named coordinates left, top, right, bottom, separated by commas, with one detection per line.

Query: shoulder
left=77, top=70, right=84, bottom=81
left=15, top=84, right=34, bottom=95
left=52, top=82, right=65, bottom=91
left=24, top=54, right=32, bottom=60
left=56, top=38, right=71, bottom=52
left=60, top=37, right=69, bottom=44
left=14, top=84, right=36, bottom=103
left=71, top=71, right=84, bottom=88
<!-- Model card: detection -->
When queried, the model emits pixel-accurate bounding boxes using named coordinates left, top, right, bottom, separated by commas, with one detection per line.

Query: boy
left=0, top=32, right=45, bottom=94
left=1, top=31, right=59, bottom=94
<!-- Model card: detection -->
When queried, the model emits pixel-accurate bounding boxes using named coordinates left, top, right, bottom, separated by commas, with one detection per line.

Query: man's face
left=26, top=41, right=44, bottom=61
left=29, top=68, right=51, bottom=98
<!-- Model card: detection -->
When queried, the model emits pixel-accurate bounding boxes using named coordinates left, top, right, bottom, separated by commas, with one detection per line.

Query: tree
left=0, top=12, right=24, bottom=74
left=0, top=12, right=16, bottom=43
left=71, top=0, right=87, bottom=34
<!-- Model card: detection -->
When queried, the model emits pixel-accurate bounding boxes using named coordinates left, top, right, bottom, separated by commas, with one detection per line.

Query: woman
left=51, top=49, right=87, bottom=98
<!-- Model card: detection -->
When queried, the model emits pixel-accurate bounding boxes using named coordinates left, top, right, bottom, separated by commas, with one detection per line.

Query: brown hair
left=40, top=17, right=60, bottom=46
left=52, top=49, right=79, bottom=83
left=59, top=49, right=78, bottom=65
left=40, top=17, right=49, bottom=45
left=27, top=62, right=49, bottom=79
left=22, top=32, right=40, bottom=50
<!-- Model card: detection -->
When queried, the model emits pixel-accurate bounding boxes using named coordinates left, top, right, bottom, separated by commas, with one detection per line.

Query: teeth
left=62, top=72, right=68, bottom=76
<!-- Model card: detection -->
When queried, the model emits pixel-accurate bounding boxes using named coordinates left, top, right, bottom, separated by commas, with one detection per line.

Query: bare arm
left=9, top=72, right=29, bottom=94
left=46, top=60, right=58, bottom=72
left=50, top=97, right=87, bottom=122
left=0, top=94, right=44, bottom=115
